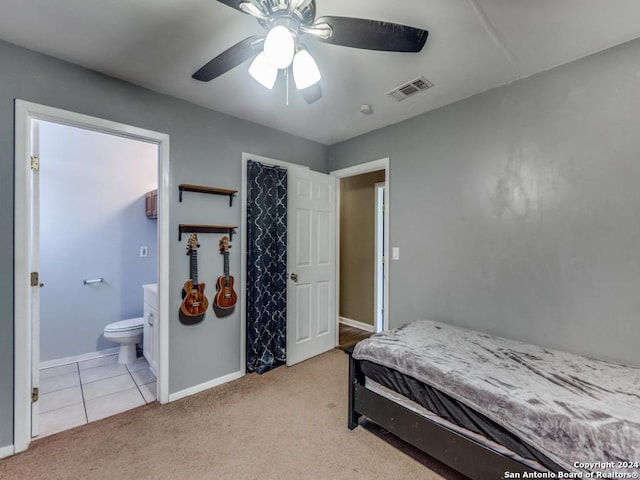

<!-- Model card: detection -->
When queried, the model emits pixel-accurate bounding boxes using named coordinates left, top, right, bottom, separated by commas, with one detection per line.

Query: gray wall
left=329, top=38, right=640, bottom=367
left=39, top=121, right=158, bottom=361
left=0, top=40, right=327, bottom=449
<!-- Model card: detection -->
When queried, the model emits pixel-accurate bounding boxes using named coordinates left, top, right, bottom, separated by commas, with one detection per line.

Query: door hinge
left=30, top=156, right=40, bottom=171
left=32, top=387, right=39, bottom=403
left=30, top=272, right=39, bottom=287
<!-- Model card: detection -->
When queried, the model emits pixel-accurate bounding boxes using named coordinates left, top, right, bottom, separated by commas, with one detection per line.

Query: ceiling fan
left=192, top=0, right=429, bottom=104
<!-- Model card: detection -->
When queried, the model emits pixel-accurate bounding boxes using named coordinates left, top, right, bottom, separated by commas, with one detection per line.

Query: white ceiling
left=1, top=0, right=639, bottom=145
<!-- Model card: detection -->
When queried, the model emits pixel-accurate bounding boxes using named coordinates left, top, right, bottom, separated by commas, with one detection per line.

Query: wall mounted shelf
left=178, top=224, right=238, bottom=242
left=179, top=184, right=237, bottom=206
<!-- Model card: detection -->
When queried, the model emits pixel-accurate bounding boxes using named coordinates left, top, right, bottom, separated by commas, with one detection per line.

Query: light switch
left=392, top=247, right=400, bottom=260
left=140, top=246, right=148, bottom=257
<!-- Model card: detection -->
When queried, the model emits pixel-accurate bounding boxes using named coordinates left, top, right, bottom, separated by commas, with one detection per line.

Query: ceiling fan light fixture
left=293, top=49, right=321, bottom=90
left=196, top=0, right=429, bottom=107
left=264, top=25, right=295, bottom=69
left=249, top=52, right=278, bottom=89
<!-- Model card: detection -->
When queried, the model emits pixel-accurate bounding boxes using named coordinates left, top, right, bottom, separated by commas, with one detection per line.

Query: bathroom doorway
left=36, top=120, right=158, bottom=437
left=14, top=101, right=170, bottom=452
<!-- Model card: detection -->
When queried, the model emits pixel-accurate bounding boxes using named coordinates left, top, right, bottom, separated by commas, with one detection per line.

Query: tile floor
left=38, top=354, right=156, bottom=438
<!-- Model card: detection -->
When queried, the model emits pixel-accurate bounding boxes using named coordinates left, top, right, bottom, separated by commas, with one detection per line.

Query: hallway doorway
left=332, top=158, right=390, bottom=337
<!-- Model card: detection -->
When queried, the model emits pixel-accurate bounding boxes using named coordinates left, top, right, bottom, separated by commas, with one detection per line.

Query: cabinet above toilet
left=145, top=189, right=158, bottom=219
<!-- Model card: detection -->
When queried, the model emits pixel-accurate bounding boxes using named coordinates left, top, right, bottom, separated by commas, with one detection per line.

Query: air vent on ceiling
left=386, top=76, right=433, bottom=102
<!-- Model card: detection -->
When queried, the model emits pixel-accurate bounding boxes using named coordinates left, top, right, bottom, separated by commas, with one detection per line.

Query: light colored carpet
left=0, top=349, right=462, bottom=480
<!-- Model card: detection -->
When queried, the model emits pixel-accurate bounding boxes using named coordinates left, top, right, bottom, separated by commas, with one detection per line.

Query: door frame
left=330, top=158, right=390, bottom=334
left=13, top=100, right=171, bottom=454
left=374, top=182, right=386, bottom=333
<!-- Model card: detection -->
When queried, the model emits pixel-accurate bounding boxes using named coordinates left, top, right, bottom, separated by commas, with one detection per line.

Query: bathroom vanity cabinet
left=143, top=283, right=159, bottom=376
left=145, top=189, right=158, bottom=219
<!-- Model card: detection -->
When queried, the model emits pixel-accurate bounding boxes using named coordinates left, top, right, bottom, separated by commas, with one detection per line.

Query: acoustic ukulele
left=180, top=233, right=209, bottom=316
left=215, top=236, right=238, bottom=309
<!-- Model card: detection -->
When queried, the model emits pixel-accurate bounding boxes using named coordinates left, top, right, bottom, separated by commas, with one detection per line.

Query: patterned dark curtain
left=246, top=160, right=288, bottom=374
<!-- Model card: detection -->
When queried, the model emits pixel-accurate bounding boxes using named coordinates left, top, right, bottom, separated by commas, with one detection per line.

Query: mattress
left=352, top=320, right=640, bottom=475
left=360, top=359, right=559, bottom=471
left=363, top=376, right=549, bottom=471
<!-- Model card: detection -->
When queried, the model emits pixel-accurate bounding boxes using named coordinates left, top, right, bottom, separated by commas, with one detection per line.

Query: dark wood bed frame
left=346, top=348, right=541, bottom=480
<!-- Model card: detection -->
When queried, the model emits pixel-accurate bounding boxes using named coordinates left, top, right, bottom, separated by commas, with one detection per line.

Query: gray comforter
left=352, top=320, right=640, bottom=473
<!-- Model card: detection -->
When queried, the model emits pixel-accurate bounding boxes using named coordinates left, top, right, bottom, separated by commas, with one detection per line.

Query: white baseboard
left=339, top=317, right=375, bottom=333
left=168, top=370, right=244, bottom=403
left=0, top=444, right=15, bottom=459
left=39, top=347, right=120, bottom=369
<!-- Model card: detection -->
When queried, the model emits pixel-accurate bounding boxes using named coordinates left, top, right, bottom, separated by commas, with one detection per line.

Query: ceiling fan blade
left=310, top=16, right=428, bottom=52
left=299, top=82, right=322, bottom=104
left=193, top=36, right=264, bottom=82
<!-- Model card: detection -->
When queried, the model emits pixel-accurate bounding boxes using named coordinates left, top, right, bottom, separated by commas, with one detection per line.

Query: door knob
left=290, top=273, right=298, bottom=282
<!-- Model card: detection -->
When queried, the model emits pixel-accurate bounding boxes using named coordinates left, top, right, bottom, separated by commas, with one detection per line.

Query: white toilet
left=104, top=317, right=144, bottom=364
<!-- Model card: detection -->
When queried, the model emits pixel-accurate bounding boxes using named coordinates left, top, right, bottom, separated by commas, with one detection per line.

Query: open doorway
left=35, top=120, right=158, bottom=437
left=331, top=158, right=390, bottom=349
left=14, top=100, right=170, bottom=453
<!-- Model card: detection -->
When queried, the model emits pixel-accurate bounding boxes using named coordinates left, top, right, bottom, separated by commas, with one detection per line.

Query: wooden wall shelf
left=179, top=184, right=237, bottom=206
left=178, top=224, right=238, bottom=241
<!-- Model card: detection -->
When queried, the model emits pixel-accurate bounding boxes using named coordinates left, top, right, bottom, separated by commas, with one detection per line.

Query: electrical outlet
left=140, top=246, right=148, bottom=257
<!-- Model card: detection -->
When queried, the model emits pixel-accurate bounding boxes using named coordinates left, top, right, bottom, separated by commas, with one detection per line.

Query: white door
left=30, top=120, right=41, bottom=437
left=286, top=166, right=337, bottom=366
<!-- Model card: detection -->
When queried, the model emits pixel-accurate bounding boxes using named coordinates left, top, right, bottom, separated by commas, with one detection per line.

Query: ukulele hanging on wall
left=215, top=236, right=238, bottom=309
left=180, top=233, right=209, bottom=316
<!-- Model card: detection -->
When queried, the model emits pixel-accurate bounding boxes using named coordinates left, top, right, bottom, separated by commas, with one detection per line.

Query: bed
left=347, top=320, right=640, bottom=480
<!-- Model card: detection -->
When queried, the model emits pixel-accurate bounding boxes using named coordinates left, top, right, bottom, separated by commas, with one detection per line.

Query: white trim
left=30, top=119, right=41, bottom=437
left=14, top=100, right=171, bottom=455
left=14, top=100, right=31, bottom=454
left=240, top=157, right=248, bottom=376
left=339, top=317, right=375, bottom=333
left=156, top=125, right=170, bottom=407
left=39, top=348, right=119, bottom=369
left=330, top=158, right=389, bottom=178
left=374, top=182, right=385, bottom=332
left=0, top=444, right=15, bottom=460
left=168, top=371, right=244, bottom=402
left=243, top=153, right=310, bottom=170
left=331, top=158, right=390, bottom=333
